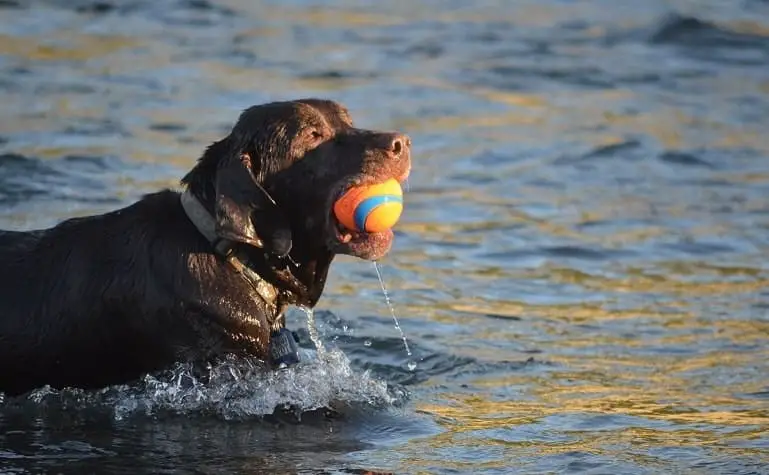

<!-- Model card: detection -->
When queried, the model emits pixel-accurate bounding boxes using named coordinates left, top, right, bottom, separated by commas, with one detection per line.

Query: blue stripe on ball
left=353, top=194, right=403, bottom=231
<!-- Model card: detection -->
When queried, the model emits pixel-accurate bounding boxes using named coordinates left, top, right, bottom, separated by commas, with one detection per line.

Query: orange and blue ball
left=333, top=178, right=403, bottom=233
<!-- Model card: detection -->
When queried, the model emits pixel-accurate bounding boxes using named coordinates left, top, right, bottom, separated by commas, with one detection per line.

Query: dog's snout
left=368, top=132, right=412, bottom=158
left=387, top=133, right=411, bottom=158
left=391, top=138, right=403, bottom=156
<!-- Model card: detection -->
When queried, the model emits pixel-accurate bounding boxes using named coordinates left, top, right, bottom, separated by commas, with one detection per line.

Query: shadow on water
left=1, top=0, right=769, bottom=473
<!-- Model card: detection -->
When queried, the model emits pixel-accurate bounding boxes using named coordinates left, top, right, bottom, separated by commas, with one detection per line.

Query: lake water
left=1, top=0, right=769, bottom=473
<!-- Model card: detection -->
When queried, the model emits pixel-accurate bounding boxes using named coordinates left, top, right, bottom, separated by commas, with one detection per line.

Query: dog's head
left=182, top=99, right=411, bottom=261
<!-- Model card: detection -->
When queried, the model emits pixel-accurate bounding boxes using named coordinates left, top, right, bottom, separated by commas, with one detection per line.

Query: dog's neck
left=179, top=190, right=233, bottom=256
left=180, top=190, right=279, bottom=315
left=179, top=189, right=333, bottom=315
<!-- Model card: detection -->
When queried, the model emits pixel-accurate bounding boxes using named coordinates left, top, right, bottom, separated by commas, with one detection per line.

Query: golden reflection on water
left=3, top=8, right=767, bottom=171
left=417, top=370, right=769, bottom=430
left=544, top=267, right=769, bottom=297
left=401, top=73, right=769, bottom=154
left=730, top=20, right=769, bottom=37
left=0, top=33, right=138, bottom=61
left=2, top=3, right=769, bottom=471
left=405, top=359, right=769, bottom=470
left=390, top=237, right=769, bottom=468
left=377, top=216, right=768, bottom=470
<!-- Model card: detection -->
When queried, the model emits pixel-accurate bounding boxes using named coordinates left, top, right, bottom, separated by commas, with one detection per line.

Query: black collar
left=180, top=190, right=279, bottom=317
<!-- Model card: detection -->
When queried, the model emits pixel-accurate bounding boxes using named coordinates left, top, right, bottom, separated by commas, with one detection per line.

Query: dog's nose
left=388, top=134, right=411, bottom=158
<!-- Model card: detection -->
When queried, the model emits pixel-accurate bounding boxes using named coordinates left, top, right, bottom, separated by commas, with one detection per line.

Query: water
left=1, top=0, right=769, bottom=473
left=300, top=305, right=326, bottom=354
left=373, top=261, right=415, bottom=367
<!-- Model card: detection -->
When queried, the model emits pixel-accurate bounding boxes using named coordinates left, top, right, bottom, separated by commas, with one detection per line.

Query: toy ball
left=333, top=178, right=403, bottom=233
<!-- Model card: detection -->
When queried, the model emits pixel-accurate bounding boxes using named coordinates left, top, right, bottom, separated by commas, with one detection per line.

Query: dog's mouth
left=326, top=168, right=409, bottom=261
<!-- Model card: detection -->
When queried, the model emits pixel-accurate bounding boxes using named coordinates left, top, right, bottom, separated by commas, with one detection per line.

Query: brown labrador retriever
left=0, top=99, right=411, bottom=397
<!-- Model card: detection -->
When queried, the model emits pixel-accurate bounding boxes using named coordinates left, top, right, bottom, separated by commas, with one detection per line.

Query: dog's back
left=0, top=228, right=55, bottom=349
left=0, top=192, right=196, bottom=395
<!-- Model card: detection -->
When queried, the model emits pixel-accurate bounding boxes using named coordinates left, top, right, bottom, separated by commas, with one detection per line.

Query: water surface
left=1, top=0, right=768, bottom=473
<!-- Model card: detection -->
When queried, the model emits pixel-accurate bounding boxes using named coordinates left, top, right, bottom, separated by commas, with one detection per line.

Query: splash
left=6, top=348, right=401, bottom=421
left=299, top=305, right=325, bottom=354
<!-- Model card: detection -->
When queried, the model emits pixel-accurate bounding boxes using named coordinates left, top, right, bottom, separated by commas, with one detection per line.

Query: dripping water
left=373, top=261, right=416, bottom=371
left=299, top=305, right=324, bottom=353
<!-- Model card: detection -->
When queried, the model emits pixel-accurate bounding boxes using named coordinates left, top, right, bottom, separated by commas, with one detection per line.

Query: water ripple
left=1, top=0, right=769, bottom=473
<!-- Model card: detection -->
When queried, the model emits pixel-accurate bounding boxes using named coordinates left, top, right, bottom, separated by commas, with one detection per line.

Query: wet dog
left=0, top=99, right=411, bottom=397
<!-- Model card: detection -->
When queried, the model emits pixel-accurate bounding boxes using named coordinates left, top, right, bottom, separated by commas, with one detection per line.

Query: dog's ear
left=213, top=143, right=292, bottom=257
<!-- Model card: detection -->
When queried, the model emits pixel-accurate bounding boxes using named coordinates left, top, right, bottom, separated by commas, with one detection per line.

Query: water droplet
left=364, top=339, right=372, bottom=347
left=407, top=361, right=417, bottom=371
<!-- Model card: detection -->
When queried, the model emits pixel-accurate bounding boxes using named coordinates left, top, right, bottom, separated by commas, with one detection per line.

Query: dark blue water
left=1, top=0, right=769, bottom=473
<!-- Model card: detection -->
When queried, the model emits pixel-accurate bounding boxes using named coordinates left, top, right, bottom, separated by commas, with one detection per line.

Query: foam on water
left=3, top=348, right=403, bottom=421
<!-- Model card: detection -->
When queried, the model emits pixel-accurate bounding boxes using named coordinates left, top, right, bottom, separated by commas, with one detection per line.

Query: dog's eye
left=307, top=129, right=323, bottom=140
